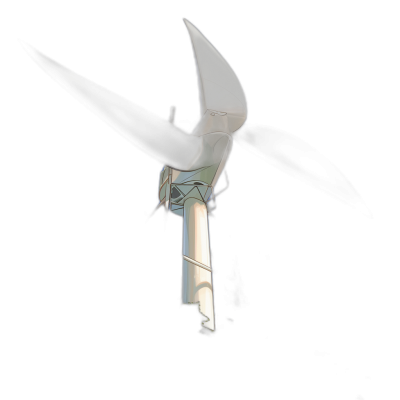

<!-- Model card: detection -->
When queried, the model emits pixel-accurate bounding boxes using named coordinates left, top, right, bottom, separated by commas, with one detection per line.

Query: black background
left=7, top=4, right=397, bottom=399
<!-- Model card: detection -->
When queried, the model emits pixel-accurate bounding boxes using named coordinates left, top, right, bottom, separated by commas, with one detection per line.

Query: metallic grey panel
left=22, top=44, right=204, bottom=171
left=170, top=186, right=183, bottom=200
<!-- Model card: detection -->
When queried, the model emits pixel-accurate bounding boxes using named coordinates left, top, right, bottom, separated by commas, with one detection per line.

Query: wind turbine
left=22, top=19, right=366, bottom=331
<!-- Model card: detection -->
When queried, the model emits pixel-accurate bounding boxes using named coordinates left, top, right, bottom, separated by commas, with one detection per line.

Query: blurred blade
left=22, top=42, right=203, bottom=171
left=235, top=126, right=370, bottom=215
left=163, top=202, right=169, bottom=235
left=169, top=106, right=175, bottom=124
left=184, top=19, right=247, bottom=132
left=147, top=199, right=165, bottom=221
left=145, top=199, right=168, bottom=235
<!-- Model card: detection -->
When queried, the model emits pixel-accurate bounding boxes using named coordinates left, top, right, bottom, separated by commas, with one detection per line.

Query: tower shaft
left=182, top=198, right=214, bottom=330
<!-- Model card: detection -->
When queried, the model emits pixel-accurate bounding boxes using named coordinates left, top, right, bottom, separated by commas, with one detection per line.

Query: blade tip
left=183, top=18, right=194, bottom=32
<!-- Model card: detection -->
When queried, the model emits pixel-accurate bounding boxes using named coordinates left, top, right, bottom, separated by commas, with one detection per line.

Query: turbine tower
left=22, top=19, right=366, bottom=331
left=157, top=20, right=247, bottom=329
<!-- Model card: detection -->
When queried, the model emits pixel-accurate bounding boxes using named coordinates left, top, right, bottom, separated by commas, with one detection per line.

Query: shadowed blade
left=22, top=42, right=203, bottom=171
left=235, top=126, right=370, bottom=215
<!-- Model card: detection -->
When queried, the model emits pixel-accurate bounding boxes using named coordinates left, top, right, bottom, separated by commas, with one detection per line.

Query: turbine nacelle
left=159, top=113, right=234, bottom=230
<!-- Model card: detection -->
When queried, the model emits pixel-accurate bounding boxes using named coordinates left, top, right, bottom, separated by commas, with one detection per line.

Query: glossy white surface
left=184, top=19, right=247, bottom=133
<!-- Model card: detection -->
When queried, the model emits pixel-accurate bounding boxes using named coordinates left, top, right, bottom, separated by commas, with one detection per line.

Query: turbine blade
left=169, top=106, right=176, bottom=124
left=184, top=19, right=247, bottom=132
left=22, top=42, right=203, bottom=171
left=163, top=202, right=169, bottom=236
left=235, top=126, right=370, bottom=215
left=147, top=199, right=166, bottom=220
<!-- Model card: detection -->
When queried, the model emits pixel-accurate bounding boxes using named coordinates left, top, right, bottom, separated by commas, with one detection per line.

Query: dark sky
left=10, top=4, right=398, bottom=398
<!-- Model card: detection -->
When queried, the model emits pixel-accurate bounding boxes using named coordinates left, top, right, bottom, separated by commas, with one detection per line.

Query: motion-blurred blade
left=235, top=126, right=370, bottom=215
left=147, top=199, right=165, bottom=221
left=163, top=205, right=169, bottom=235
left=169, top=106, right=175, bottom=124
left=22, top=42, right=203, bottom=171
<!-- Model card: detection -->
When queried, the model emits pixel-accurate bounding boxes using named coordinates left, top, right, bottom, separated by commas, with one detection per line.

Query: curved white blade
left=184, top=19, right=247, bottom=133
